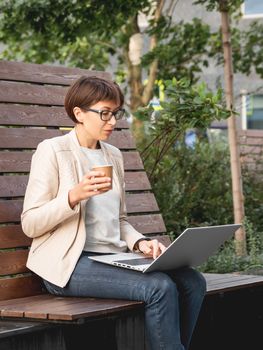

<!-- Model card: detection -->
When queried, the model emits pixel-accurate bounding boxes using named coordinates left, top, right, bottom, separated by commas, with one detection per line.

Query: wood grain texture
left=0, top=172, right=151, bottom=197
left=0, top=193, right=159, bottom=223
left=0, top=214, right=166, bottom=250
left=0, top=250, right=29, bottom=275
left=0, top=294, right=143, bottom=320
left=0, top=151, right=144, bottom=172
left=127, top=214, right=166, bottom=234
left=0, top=60, right=111, bottom=85
left=0, top=81, right=67, bottom=105
left=0, top=275, right=43, bottom=301
left=0, top=225, right=31, bottom=249
left=0, top=128, right=136, bottom=150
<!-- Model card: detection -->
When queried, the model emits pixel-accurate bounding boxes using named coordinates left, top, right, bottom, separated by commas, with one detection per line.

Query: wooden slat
left=124, top=172, right=151, bottom=191
left=0, top=151, right=33, bottom=172
left=0, top=294, right=143, bottom=321
left=0, top=151, right=144, bottom=173
left=122, top=152, right=144, bottom=170
left=0, top=193, right=159, bottom=223
left=0, top=172, right=150, bottom=197
left=0, top=60, right=111, bottom=85
left=150, top=234, right=171, bottom=247
left=0, top=128, right=136, bottom=150
left=239, top=137, right=263, bottom=146
left=127, top=214, right=166, bottom=234
left=240, top=155, right=263, bottom=163
left=0, top=250, right=29, bottom=276
left=0, top=175, right=28, bottom=197
left=0, top=104, right=74, bottom=127
left=0, top=275, right=43, bottom=301
left=0, top=103, right=130, bottom=129
left=126, top=193, right=159, bottom=214
left=1, top=274, right=263, bottom=320
left=0, top=225, right=31, bottom=249
left=0, top=200, right=23, bottom=223
left=239, top=130, right=263, bottom=138
left=240, top=145, right=263, bottom=154
left=240, top=161, right=263, bottom=172
left=204, top=273, right=263, bottom=295
left=47, top=299, right=143, bottom=321
left=108, top=130, right=136, bottom=150
left=0, top=128, right=67, bottom=149
left=0, top=293, right=52, bottom=319
left=0, top=215, right=166, bottom=250
left=0, top=81, right=67, bottom=105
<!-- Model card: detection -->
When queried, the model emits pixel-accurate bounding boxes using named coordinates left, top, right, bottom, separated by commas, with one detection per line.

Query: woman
left=21, top=76, right=206, bottom=350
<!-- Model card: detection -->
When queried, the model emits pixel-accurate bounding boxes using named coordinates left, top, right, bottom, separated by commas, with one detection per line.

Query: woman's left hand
left=138, top=239, right=167, bottom=259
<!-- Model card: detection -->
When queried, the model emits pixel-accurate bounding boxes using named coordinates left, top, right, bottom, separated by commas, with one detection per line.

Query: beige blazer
left=21, top=129, right=145, bottom=287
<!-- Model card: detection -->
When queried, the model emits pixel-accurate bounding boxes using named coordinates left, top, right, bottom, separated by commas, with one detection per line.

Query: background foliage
left=136, top=79, right=263, bottom=273
left=1, top=0, right=263, bottom=110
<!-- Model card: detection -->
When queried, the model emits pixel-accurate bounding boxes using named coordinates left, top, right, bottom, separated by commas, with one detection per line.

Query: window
left=242, top=94, right=263, bottom=130
left=242, top=0, right=263, bottom=18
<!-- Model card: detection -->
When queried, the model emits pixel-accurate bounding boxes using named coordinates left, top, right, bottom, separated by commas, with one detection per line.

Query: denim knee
left=146, top=272, right=178, bottom=303
left=184, top=268, right=207, bottom=296
left=191, top=269, right=207, bottom=295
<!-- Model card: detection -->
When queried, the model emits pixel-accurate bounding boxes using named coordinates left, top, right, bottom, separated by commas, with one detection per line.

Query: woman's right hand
left=68, top=170, right=112, bottom=209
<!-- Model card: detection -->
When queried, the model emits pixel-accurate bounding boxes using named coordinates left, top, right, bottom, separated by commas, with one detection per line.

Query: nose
left=107, top=115, right=117, bottom=126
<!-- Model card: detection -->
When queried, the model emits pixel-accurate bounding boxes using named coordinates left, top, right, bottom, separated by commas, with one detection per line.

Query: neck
left=75, top=125, right=99, bottom=149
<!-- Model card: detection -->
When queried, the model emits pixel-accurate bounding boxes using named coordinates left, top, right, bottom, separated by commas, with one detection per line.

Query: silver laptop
left=89, top=224, right=241, bottom=273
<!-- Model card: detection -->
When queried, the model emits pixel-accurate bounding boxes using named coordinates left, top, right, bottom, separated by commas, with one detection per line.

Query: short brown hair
left=64, top=75, right=124, bottom=123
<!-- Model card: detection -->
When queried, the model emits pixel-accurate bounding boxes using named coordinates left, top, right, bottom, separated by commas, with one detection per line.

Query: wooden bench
left=1, top=60, right=263, bottom=350
left=0, top=60, right=169, bottom=350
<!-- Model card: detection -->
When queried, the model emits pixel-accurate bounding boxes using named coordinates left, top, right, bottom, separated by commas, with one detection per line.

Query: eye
left=101, top=110, right=112, bottom=117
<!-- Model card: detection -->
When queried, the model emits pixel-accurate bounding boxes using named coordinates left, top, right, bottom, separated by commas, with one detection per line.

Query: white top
left=81, top=147, right=127, bottom=253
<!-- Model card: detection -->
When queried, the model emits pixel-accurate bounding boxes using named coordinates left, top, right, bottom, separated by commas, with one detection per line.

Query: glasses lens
left=115, top=109, right=125, bottom=120
left=100, top=110, right=112, bottom=121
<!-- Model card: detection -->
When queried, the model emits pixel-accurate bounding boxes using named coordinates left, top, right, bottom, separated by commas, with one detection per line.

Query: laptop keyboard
left=113, top=257, right=154, bottom=266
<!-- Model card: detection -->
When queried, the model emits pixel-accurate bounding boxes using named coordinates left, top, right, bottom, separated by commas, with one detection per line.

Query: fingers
left=151, top=239, right=162, bottom=259
left=83, top=171, right=112, bottom=194
left=138, top=239, right=166, bottom=259
left=86, top=170, right=106, bottom=178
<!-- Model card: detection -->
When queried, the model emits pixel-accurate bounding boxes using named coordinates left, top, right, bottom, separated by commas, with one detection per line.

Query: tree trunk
left=220, top=9, right=247, bottom=256
left=125, top=1, right=164, bottom=141
left=142, top=0, right=165, bottom=106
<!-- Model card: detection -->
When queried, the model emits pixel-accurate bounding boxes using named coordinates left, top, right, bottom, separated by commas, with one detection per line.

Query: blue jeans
left=43, top=252, right=206, bottom=350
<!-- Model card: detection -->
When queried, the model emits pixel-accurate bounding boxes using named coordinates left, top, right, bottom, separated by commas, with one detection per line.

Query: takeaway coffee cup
left=92, top=164, right=113, bottom=191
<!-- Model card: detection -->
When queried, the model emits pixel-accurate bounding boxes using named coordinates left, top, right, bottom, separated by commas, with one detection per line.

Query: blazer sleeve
left=21, top=140, right=80, bottom=238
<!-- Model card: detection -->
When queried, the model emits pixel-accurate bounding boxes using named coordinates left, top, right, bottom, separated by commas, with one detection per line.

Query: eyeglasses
left=81, top=107, right=126, bottom=121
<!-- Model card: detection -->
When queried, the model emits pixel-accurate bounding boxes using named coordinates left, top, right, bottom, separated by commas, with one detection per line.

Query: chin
left=101, top=133, right=111, bottom=140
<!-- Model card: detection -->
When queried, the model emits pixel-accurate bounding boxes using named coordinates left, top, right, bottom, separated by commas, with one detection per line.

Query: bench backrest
left=0, top=60, right=166, bottom=301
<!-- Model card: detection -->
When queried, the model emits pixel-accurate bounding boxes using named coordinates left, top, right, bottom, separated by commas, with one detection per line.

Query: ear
left=73, top=107, right=84, bottom=123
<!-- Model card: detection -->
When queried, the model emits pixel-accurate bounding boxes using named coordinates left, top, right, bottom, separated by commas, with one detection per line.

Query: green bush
left=142, top=140, right=234, bottom=235
left=139, top=137, right=263, bottom=273
left=135, top=77, right=263, bottom=273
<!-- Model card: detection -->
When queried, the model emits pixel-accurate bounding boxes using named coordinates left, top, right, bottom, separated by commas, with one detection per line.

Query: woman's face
left=75, top=100, right=120, bottom=142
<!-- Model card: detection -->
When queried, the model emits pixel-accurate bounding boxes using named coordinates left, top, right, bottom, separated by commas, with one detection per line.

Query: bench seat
left=1, top=272, right=263, bottom=323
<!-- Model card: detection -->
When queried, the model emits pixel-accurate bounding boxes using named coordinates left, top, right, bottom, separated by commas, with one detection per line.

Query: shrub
left=139, top=137, right=263, bottom=273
